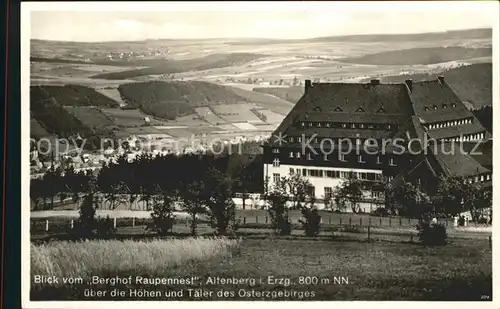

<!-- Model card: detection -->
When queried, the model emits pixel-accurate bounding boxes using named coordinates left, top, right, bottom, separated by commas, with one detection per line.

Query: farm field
left=99, top=108, right=167, bottom=127
left=30, top=237, right=491, bottom=300
left=210, top=104, right=263, bottom=124
left=63, top=106, right=115, bottom=129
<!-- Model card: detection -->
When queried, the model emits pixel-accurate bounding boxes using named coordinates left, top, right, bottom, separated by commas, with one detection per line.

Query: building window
left=388, top=176, right=394, bottom=181
left=298, top=137, right=302, bottom=142
left=480, top=175, right=485, bottom=182
left=289, top=152, right=294, bottom=158
left=360, top=123, right=365, bottom=129
left=433, top=105, right=438, bottom=110
left=309, top=186, right=316, bottom=197
left=273, top=173, right=281, bottom=183
left=317, top=122, right=321, bottom=128
left=357, top=155, right=365, bottom=163
left=451, top=103, right=456, bottom=108
left=389, top=157, right=396, bottom=166
left=289, top=137, right=294, bottom=142
left=272, top=148, right=280, bottom=153
left=296, top=168, right=301, bottom=174
left=424, top=106, right=429, bottom=111
left=309, top=123, right=313, bottom=127
left=302, top=169, right=307, bottom=177
left=487, top=174, right=491, bottom=181
left=442, top=104, right=447, bottom=109
left=340, top=154, right=347, bottom=162
left=351, top=123, right=356, bottom=129
left=326, top=123, right=331, bottom=128
left=272, top=158, right=280, bottom=167
left=307, top=153, right=312, bottom=160
left=376, top=156, right=382, bottom=164
left=301, top=122, right=305, bottom=127
left=341, top=123, right=347, bottom=128
left=296, top=152, right=301, bottom=158
left=386, top=124, right=391, bottom=130
left=340, top=171, right=350, bottom=178
left=324, top=187, right=333, bottom=199
left=360, top=173, right=368, bottom=180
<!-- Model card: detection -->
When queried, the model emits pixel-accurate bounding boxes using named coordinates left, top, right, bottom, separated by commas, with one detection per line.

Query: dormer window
left=356, top=107, right=365, bottom=112
left=317, top=122, right=321, bottom=128
left=386, top=124, right=391, bottom=130
left=289, top=152, right=294, bottom=158
left=301, top=122, right=305, bottom=127
left=351, top=123, right=356, bottom=129
left=313, top=106, right=322, bottom=112
left=296, top=152, right=301, bottom=158
left=451, top=103, right=456, bottom=108
left=433, top=105, right=438, bottom=110
left=442, top=104, right=447, bottom=109
left=309, top=123, right=313, bottom=127
left=341, top=124, right=347, bottom=128
left=326, top=123, right=331, bottom=128
left=272, top=148, right=280, bottom=154
left=376, top=156, right=382, bottom=164
left=424, top=106, right=429, bottom=111
left=357, top=155, right=366, bottom=163
left=289, top=137, right=294, bottom=142
left=334, top=106, right=343, bottom=112
left=376, top=106, right=386, bottom=113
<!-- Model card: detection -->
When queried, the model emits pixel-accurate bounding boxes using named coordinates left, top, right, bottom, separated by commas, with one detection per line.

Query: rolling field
left=210, top=104, right=263, bottom=124
left=100, top=108, right=166, bottom=127
left=195, top=107, right=227, bottom=125
left=30, top=237, right=491, bottom=301
left=63, top=106, right=115, bottom=129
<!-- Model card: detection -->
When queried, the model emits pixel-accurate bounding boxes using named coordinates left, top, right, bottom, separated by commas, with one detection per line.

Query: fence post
left=243, top=217, right=246, bottom=225
left=369, top=217, right=371, bottom=226
left=265, top=216, right=268, bottom=224
left=113, top=217, right=117, bottom=229
left=45, top=220, right=49, bottom=232
left=340, top=217, right=342, bottom=225
left=399, top=218, right=402, bottom=226
left=256, top=216, right=259, bottom=224
left=408, top=218, right=411, bottom=225
left=359, top=218, right=362, bottom=226
left=380, top=218, right=382, bottom=226
left=329, top=216, right=332, bottom=225
left=389, top=218, right=392, bottom=226
left=367, top=225, right=371, bottom=240
left=132, top=217, right=135, bottom=227
left=349, top=217, right=352, bottom=225
left=70, top=220, right=74, bottom=229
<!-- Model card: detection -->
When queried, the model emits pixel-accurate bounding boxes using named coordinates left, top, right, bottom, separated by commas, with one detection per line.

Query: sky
left=27, top=1, right=496, bottom=42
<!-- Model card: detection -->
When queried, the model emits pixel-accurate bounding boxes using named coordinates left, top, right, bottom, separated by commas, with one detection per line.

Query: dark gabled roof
left=300, top=112, right=408, bottom=124
left=431, top=145, right=490, bottom=177
left=409, top=80, right=476, bottom=123
left=427, top=122, right=488, bottom=140
left=284, top=127, right=393, bottom=139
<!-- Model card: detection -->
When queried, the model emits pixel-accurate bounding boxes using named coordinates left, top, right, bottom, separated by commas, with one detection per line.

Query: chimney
left=405, top=79, right=413, bottom=92
left=305, top=79, right=312, bottom=92
left=438, top=76, right=445, bottom=84
left=370, top=79, right=380, bottom=85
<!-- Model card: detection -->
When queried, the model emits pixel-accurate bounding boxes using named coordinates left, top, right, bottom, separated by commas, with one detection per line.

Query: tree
left=335, top=177, right=363, bottom=213
left=147, top=184, right=176, bottom=235
left=204, top=168, right=237, bottom=236
left=74, top=178, right=98, bottom=239
left=393, top=181, right=430, bottom=218
left=180, top=181, right=207, bottom=236
left=265, top=176, right=291, bottom=236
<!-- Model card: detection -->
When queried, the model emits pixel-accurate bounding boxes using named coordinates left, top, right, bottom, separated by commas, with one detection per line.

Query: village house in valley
left=263, top=78, right=492, bottom=212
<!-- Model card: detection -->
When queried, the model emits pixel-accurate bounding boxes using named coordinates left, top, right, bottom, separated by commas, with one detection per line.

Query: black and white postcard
left=21, top=1, right=499, bottom=308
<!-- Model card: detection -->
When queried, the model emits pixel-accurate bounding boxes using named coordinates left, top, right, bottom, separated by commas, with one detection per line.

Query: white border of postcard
left=21, top=1, right=500, bottom=308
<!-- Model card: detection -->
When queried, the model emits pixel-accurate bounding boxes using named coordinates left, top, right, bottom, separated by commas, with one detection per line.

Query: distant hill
left=228, top=28, right=492, bottom=45
left=30, top=85, right=120, bottom=108
left=337, top=47, right=491, bottom=65
left=30, top=85, right=121, bottom=139
left=118, top=80, right=292, bottom=120
left=253, top=86, right=304, bottom=104
left=88, top=53, right=265, bottom=80
left=364, top=63, right=492, bottom=108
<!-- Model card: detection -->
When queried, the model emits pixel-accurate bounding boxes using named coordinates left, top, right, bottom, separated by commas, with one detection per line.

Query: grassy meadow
left=30, top=237, right=491, bottom=301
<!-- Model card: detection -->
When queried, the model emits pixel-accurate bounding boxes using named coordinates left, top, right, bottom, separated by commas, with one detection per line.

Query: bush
left=277, top=219, right=292, bottom=236
left=298, top=208, right=321, bottom=237
left=147, top=197, right=176, bottom=235
left=95, top=216, right=116, bottom=238
left=416, top=221, right=448, bottom=246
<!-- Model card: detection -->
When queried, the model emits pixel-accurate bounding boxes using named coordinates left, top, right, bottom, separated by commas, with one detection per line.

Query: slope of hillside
left=252, top=86, right=304, bottom=103
left=90, top=53, right=265, bottom=80
left=118, top=80, right=294, bottom=120
left=366, top=63, right=492, bottom=108
left=337, top=47, right=491, bottom=65
left=30, top=85, right=120, bottom=108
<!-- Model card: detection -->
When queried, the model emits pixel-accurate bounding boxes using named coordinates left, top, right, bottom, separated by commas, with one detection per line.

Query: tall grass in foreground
left=31, top=238, right=240, bottom=285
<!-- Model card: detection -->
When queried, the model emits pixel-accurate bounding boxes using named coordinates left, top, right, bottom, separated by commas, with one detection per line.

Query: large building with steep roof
left=263, top=78, right=492, bottom=212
